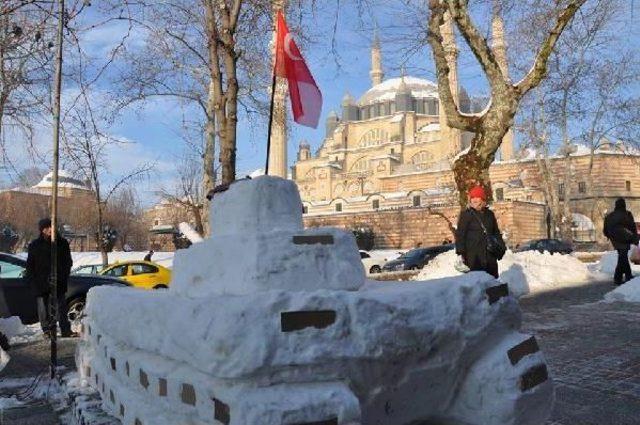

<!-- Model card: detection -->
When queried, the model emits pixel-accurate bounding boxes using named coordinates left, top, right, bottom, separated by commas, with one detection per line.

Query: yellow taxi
left=100, top=261, right=172, bottom=290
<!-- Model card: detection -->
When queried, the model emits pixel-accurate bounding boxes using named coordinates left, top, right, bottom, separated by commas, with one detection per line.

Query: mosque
left=282, top=15, right=640, bottom=249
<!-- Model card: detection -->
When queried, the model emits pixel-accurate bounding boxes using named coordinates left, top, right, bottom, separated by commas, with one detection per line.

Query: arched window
left=411, top=151, right=435, bottom=170
left=350, top=157, right=369, bottom=172
left=358, top=129, right=389, bottom=148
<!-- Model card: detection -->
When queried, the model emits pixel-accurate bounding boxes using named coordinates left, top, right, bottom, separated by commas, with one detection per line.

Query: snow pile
left=604, top=277, right=640, bottom=303
left=0, top=317, right=42, bottom=345
left=416, top=249, right=595, bottom=297
left=77, top=176, right=553, bottom=425
left=596, top=249, right=640, bottom=275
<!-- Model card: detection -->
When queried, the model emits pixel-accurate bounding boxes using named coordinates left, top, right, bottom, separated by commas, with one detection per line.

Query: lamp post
left=49, top=0, right=65, bottom=380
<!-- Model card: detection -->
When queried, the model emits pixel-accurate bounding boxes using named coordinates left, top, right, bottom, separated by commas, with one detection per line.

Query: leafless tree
left=158, top=153, right=207, bottom=236
left=518, top=0, right=640, bottom=240
left=426, top=0, right=586, bottom=206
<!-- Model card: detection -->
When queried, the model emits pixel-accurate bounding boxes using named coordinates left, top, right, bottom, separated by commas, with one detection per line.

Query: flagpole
left=265, top=69, right=277, bottom=175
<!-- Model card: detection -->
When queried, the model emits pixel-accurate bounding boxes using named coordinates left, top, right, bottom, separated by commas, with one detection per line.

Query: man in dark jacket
left=603, top=198, right=639, bottom=285
left=455, top=185, right=504, bottom=279
left=25, top=218, right=73, bottom=337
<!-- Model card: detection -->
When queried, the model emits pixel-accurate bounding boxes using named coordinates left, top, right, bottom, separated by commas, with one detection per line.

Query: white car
left=359, top=250, right=386, bottom=274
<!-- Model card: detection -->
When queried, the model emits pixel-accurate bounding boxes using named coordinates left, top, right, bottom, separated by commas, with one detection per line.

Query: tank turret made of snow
left=76, top=176, right=553, bottom=425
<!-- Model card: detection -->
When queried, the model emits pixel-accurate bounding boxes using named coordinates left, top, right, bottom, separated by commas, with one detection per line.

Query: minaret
left=437, top=11, right=462, bottom=156
left=492, top=0, right=514, bottom=161
left=370, top=31, right=384, bottom=86
left=268, top=0, right=289, bottom=178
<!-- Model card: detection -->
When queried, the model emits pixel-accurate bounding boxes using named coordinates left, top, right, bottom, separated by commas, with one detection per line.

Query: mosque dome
left=358, top=77, right=439, bottom=106
left=33, top=170, right=91, bottom=191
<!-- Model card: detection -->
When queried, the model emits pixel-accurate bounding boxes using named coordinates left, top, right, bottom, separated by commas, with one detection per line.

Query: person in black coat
left=25, top=218, right=74, bottom=337
left=455, top=185, right=504, bottom=279
left=603, top=198, right=639, bottom=285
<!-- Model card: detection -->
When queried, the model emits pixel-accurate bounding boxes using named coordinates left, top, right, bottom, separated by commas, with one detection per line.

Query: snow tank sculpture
left=76, top=176, right=553, bottom=425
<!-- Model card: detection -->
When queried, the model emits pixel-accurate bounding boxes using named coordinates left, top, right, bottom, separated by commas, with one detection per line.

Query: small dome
left=299, top=140, right=311, bottom=149
left=342, top=92, right=355, bottom=105
left=358, top=76, right=438, bottom=105
left=328, top=110, right=339, bottom=118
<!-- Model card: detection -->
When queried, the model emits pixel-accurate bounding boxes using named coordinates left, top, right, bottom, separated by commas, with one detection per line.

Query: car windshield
left=0, top=260, right=25, bottom=278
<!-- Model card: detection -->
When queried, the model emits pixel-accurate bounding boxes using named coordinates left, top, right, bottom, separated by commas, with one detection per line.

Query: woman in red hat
left=454, top=185, right=505, bottom=278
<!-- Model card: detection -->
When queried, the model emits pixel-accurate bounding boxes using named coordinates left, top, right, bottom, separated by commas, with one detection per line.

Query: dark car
left=383, top=244, right=455, bottom=272
left=0, top=252, right=129, bottom=326
left=515, top=238, right=574, bottom=255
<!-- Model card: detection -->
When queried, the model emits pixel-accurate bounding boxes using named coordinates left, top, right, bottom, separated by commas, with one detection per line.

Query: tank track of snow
left=75, top=176, right=553, bottom=425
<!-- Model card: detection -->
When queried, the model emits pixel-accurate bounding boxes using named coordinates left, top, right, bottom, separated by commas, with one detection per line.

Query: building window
left=390, top=148, right=395, bottom=154
left=495, top=188, right=504, bottom=201
left=154, top=220, right=159, bottom=225
left=626, top=180, right=631, bottom=191
left=335, top=203, right=342, bottom=212
left=578, top=181, right=586, bottom=194
left=390, top=102, right=396, bottom=114
left=302, top=206, right=308, bottom=214
left=372, top=199, right=380, bottom=210
left=413, top=195, right=421, bottom=207
left=558, top=183, right=565, bottom=201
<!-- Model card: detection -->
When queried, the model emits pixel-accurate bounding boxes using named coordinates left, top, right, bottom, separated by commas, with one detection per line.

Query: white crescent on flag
left=284, top=34, right=303, bottom=61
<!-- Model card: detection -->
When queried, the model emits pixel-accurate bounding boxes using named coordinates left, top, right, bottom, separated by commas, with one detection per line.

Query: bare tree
left=518, top=0, right=640, bottom=240
left=159, top=153, right=206, bottom=236
left=426, top=0, right=586, bottom=206
left=105, top=186, right=148, bottom=251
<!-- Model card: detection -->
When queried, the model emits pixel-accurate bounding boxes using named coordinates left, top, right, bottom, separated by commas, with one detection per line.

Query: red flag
left=274, top=10, right=322, bottom=128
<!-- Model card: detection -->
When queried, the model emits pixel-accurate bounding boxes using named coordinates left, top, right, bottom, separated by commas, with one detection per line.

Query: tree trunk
left=202, top=81, right=216, bottom=236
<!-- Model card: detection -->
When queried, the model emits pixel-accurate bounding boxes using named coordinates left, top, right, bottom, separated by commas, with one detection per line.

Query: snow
left=178, top=222, right=203, bottom=244
left=76, top=176, right=553, bottom=425
left=72, top=251, right=174, bottom=269
left=418, top=122, right=440, bottom=132
left=389, top=114, right=404, bottom=123
left=604, top=277, right=640, bottom=303
left=0, top=317, right=43, bottom=345
left=596, top=249, right=640, bottom=275
left=416, top=249, right=596, bottom=297
left=358, top=76, right=438, bottom=105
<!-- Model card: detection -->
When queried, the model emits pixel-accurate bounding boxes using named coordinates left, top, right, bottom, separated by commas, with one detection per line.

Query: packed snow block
left=210, top=176, right=304, bottom=236
left=171, top=227, right=365, bottom=297
left=446, top=332, right=554, bottom=425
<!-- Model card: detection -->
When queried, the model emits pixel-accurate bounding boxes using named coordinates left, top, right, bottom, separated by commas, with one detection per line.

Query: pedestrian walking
left=143, top=249, right=154, bottom=262
left=25, top=218, right=74, bottom=337
left=455, top=185, right=505, bottom=278
left=603, top=198, right=639, bottom=285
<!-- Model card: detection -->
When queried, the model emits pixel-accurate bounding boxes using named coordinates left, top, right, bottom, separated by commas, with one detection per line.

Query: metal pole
left=265, top=69, right=277, bottom=175
left=50, top=0, right=65, bottom=380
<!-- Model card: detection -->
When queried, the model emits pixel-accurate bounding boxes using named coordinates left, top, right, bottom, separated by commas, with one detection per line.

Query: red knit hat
left=468, top=185, right=486, bottom=200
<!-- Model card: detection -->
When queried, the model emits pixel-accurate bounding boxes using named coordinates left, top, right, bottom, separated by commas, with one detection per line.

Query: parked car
left=515, top=238, right=573, bottom=255
left=0, top=252, right=129, bottom=326
left=100, top=261, right=172, bottom=289
left=383, top=244, right=455, bottom=272
left=359, top=250, right=386, bottom=274
left=71, top=264, right=106, bottom=275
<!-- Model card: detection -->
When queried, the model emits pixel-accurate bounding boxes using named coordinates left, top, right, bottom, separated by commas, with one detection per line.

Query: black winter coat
left=25, top=235, right=73, bottom=296
left=603, top=209, right=638, bottom=250
left=455, top=207, right=503, bottom=275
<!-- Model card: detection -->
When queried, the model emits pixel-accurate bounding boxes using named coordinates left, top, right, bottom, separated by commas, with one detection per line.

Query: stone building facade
left=292, top=27, right=640, bottom=249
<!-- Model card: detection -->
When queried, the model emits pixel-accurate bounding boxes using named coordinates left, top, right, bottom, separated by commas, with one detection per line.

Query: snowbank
left=416, top=250, right=595, bottom=297
left=596, top=249, right=640, bottom=275
left=604, top=277, right=640, bottom=303
left=0, top=317, right=42, bottom=345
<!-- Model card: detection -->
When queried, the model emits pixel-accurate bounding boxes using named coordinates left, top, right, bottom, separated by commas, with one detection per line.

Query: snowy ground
left=0, top=316, right=43, bottom=345
left=415, top=249, right=609, bottom=297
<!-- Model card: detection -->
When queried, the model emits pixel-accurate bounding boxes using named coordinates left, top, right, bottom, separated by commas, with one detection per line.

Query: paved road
left=1, top=280, right=639, bottom=425
left=520, top=281, right=640, bottom=425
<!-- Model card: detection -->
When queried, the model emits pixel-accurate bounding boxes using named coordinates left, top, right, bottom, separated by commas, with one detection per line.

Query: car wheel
left=369, top=265, right=382, bottom=274
left=153, top=284, right=168, bottom=290
left=67, top=297, right=85, bottom=333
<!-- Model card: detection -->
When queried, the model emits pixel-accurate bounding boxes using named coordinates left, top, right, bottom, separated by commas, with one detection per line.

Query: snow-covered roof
left=33, top=170, right=91, bottom=191
left=358, top=77, right=438, bottom=105
left=418, top=123, right=441, bottom=133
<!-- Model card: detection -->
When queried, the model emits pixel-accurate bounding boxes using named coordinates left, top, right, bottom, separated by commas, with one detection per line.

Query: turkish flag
left=274, top=10, right=322, bottom=128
